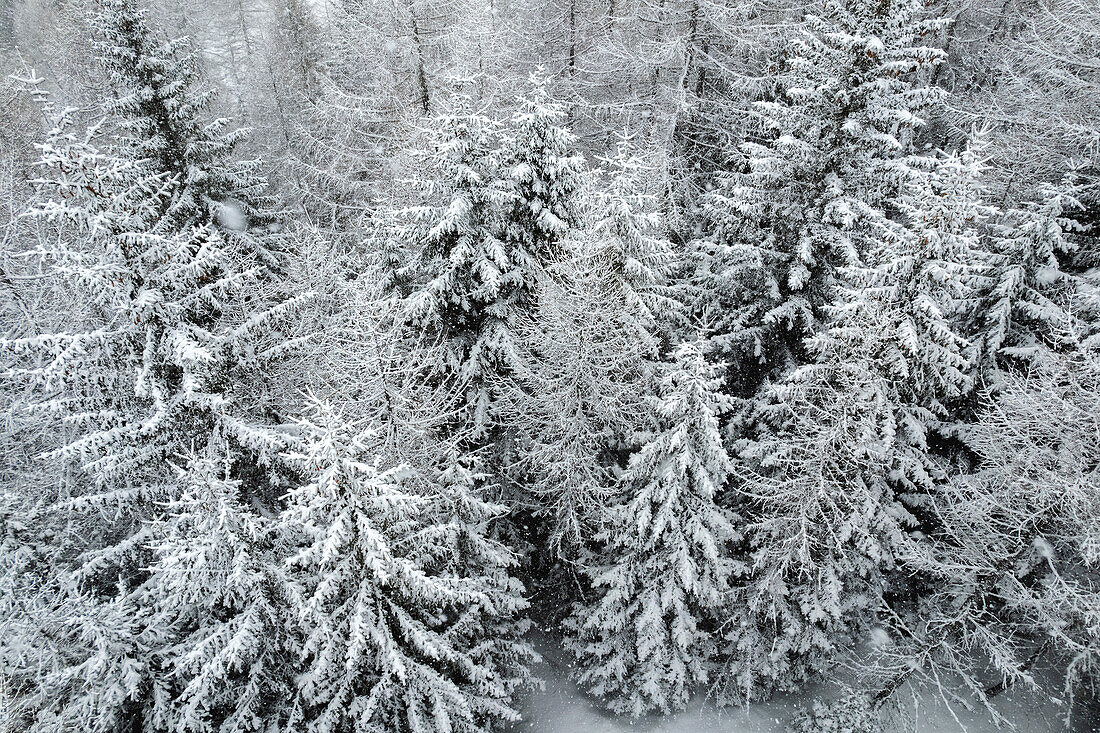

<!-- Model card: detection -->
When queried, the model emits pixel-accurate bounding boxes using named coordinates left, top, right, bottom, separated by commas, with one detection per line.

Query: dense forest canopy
left=0, top=0, right=1098, bottom=731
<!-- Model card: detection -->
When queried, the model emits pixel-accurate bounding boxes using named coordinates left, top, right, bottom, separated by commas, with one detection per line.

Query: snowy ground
left=515, top=639, right=1076, bottom=733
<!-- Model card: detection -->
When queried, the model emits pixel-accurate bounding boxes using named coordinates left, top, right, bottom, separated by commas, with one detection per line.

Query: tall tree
left=569, top=340, right=737, bottom=716
left=720, top=142, right=987, bottom=701
left=11, top=103, right=297, bottom=543
left=96, top=0, right=272, bottom=232
left=841, top=145, right=986, bottom=415
left=401, top=99, right=523, bottom=441
left=280, top=400, right=534, bottom=733
left=692, top=0, right=947, bottom=393
left=0, top=9, right=307, bottom=727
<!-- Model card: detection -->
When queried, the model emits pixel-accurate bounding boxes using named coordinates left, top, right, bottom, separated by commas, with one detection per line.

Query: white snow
left=215, top=200, right=248, bottom=231
left=515, top=639, right=1069, bottom=733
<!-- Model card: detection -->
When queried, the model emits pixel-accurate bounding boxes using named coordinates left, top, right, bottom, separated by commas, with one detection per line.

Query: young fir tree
left=401, top=99, right=524, bottom=440
left=569, top=340, right=738, bottom=717
left=148, top=448, right=295, bottom=733
left=977, top=177, right=1083, bottom=378
left=720, top=144, right=987, bottom=701
left=500, top=70, right=585, bottom=266
left=723, top=321, right=915, bottom=702
left=692, top=0, right=947, bottom=391
left=410, top=455, right=538, bottom=708
left=281, top=400, right=534, bottom=733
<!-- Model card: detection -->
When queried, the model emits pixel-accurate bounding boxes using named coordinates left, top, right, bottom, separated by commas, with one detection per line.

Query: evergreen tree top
left=94, top=0, right=270, bottom=228
left=501, top=70, right=585, bottom=261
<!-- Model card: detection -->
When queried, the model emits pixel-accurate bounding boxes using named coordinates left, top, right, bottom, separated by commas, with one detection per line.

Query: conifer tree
left=720, top=144, right=987, bottom=701
left=10, top=104, right=301, bottom=517
left=693, top=0, right=947, bottom=388
left=0, top=109, right=184, bottom=733
left=722, top=326, right=914, bottom=701
left=411, top=455, right=538, bottom=709
left=401, top=99, right=524, bottom=440
left=149, top=448, right=295, bottom=733
left=492, top=134, right=668, bottom=563
left=587, top=138, right=680, bottom=350
left=0, top=14, right=306, bottom=729
left=836, top=145, right=987, bottom=415
left=24, top=592, right=171, bottom=733
left=978, top=178, right=1083, bottom=377
left=96, top=0, right=271, bottom=232
left=569, top=340, right=737, bottom=716
left=281, top=400, right=533, bottom=733
left=500, top=71, right=585, bottom=266
left=401, top=75, right=585, bottom=444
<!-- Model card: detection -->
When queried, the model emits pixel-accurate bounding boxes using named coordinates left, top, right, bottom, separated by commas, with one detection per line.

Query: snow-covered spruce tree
left=0, top=485, right=59, bottom=732
left=514, top=142, right=677, bottom=543
left=10, top=107, right=297, bottom=557
left=500, top=70, right=585, bottom=266
left=841, top=144, right=987, bottom=418
left=568, top=340, right=738, bottom=717
left=718, top=145, right=986, bottom=701
left=401, top=98, right=523, bottom=441
left=409, top=454, right=538, bottom=706
left=148, top=447, right=295, bottom=733
left=0, top=46, right=305, bottom=731
left=400, top=75, right=585, bottom=444
left=976, top=176, right=1084, bottom=379
left=23, top=589, right=172, bottom=733
left=281, top=399, right=534, bottom=733
left=692, top=0, right=947, bottom=391
left=721, top=345, right=912, bottom=702
left=495, top=152, right=679, bottom=588
left=721, top=140, right=990, bottom=695
left=95, top=0, right=273, bottom=235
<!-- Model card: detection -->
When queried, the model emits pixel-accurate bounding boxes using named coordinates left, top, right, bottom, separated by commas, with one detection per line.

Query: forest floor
left=515, top=637, right=1078, bottom=733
